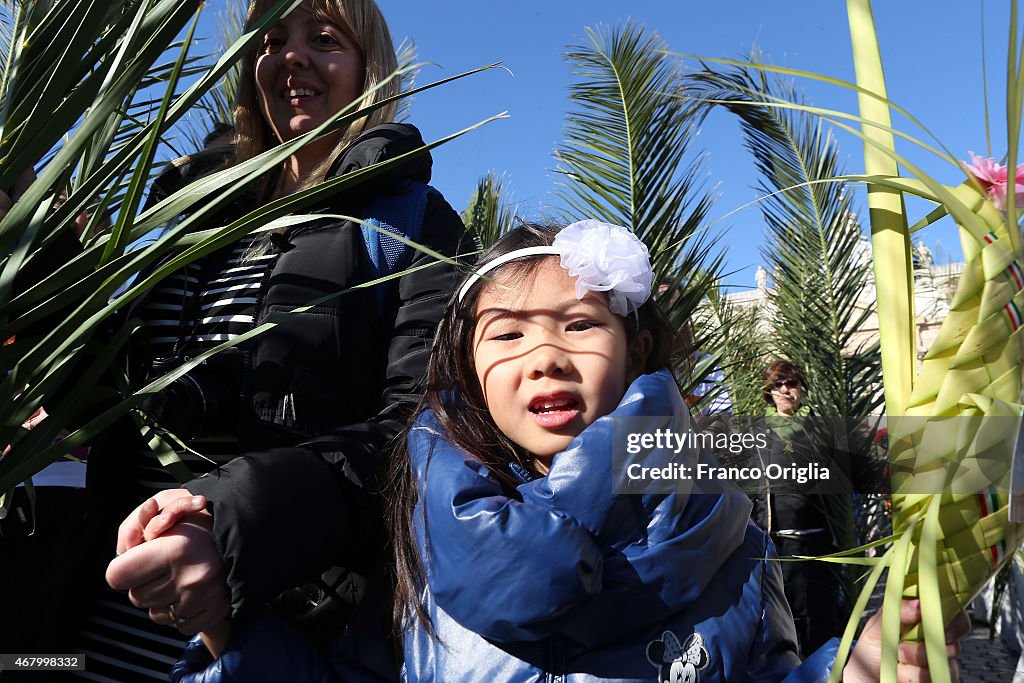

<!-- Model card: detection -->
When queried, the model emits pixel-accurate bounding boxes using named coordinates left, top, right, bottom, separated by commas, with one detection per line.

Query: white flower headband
left=456, top=220, right=655, bottom=316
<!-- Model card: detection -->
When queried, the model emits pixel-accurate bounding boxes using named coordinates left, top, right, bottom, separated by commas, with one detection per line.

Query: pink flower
left=963, top=151, right=1024, bottom=212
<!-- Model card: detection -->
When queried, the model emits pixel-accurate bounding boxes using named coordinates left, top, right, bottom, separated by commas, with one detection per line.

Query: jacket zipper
left=548, top=635, right=566, bottom=683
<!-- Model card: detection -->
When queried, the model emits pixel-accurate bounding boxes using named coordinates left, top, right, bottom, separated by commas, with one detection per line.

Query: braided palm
left=834, top=2, right=1024, bottom=680
left=890, top=187, right=1024, bottom=638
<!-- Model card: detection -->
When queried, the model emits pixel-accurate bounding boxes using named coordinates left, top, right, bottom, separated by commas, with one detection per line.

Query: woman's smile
left=255, top=3, right=364, bottom=144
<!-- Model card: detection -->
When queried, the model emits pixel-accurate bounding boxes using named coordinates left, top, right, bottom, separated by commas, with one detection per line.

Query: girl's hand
left=843, top=599, right=971, bottom=682
left=200, top=621, right=232, bottom=659
left=116, top=489, right=204, bottom=553
left=109, top=491, right=229, bottom=637
left=142, top=494, right=209, bottom=542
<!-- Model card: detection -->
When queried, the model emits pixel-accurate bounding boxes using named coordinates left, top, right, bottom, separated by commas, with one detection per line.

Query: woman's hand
left=107, top=491, right=231, bottom=635
left=844, top=599, right=971, bottom=682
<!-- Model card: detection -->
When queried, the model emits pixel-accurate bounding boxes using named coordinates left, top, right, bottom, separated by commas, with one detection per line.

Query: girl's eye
left=491, top=331, right=522, bottom=342
left=263, top=36, right=284, bottom=51
left=567, top=320, right=600, bottom=332
left=313, top=32, right=339, bottom=46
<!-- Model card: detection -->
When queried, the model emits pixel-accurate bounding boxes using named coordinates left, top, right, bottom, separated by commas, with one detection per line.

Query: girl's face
left=255, top=1, right=364, bottom=144
left=472, top=258, right=642, bottom=470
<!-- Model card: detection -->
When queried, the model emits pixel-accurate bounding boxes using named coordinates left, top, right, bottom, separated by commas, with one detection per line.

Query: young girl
left=389, top=221, right=967, bottom=682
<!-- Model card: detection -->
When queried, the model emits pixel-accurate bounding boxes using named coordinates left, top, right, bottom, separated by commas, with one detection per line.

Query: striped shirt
left=68, top=236, right=275, bottom=681
left=139, top=237, right=275, bottom=357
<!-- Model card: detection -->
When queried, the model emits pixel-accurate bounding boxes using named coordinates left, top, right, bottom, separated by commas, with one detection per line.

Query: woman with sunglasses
left=765, top=362, right=806, bottom=417
left=756, top=360, right=853, bottom=658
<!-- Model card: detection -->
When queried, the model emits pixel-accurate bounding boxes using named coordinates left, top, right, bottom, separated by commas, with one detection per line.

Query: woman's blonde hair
left=233, top=0, right=400, bottom=197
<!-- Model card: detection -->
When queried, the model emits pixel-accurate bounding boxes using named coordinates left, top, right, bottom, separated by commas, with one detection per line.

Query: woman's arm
left=113, top=189, right=471, bottom=621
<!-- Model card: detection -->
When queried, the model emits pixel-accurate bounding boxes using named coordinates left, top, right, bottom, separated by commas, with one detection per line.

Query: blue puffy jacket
left=402, top=371, right=837, bottom=682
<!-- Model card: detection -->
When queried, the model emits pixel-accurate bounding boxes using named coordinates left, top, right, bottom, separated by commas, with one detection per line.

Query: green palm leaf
left=393, top=38, right=419, bottom=124
left=196, top=0, right=247, bottom=139
left=697, top=282, right=771, bottom=417
left=0, top=0, right=499, bottom=492
left=685, top=5, right=1024, bottom=681
left=556, top=22, right=722, bottom=390
left=690, top=62, right=883, bottom=419
left=462, top=171, right=515, bottom=250
left=0, top=1, right=15, bottom=75
left=691, top=61, right=891, bottom=644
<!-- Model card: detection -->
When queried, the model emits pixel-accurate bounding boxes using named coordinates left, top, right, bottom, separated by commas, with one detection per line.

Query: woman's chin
left=281, top=120, right=315, bottom=140
left=281, top=122, right=342, bottom=147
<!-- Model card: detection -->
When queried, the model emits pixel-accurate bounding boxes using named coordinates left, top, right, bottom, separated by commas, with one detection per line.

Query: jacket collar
left=327, top=122, right=432, bottom=189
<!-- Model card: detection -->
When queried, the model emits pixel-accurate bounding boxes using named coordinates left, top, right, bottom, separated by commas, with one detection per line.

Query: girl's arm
left=169, top=617, right=339, bottom=683
left=199, top=623, right=232, bottom=659
left=413, top=423, right=605, bottom=643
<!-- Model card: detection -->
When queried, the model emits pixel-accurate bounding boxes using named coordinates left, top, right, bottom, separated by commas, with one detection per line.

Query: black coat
left=177, top=124, right=472, bottom=618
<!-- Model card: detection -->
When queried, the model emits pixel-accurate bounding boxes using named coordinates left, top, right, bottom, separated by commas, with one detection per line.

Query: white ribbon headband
left=455, top=220, right=655, bottom=317
left=456, top=246, right=560, bottom=304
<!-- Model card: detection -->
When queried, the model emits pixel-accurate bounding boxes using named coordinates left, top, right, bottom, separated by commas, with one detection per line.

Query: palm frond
left=697, top=283, right=772, bottom=417
left=394, top=37, right=419, bottom=123
left=0, top=0, right=499, bottom=490
left=462, top=171, right=515, bottom=250
left=556, top=22, right=722, bottom=387
left=690, top=61, right=883, bottom=419
left=690, top=62, right=883, bottom=614
left=0, top=2, right=14, bottom=76
left=181, top=1, right=247, bottom=150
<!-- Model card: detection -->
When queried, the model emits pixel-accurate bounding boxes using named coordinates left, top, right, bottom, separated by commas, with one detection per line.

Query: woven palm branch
left=678, top=3, right=1023, bottom=678
left=836, top=1, right=1024, bottom=680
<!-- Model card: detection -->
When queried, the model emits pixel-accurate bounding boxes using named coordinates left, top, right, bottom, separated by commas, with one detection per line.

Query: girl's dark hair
left=386, top=222, right=680, bottom=635
left=761, top=359, right=808, bottom=405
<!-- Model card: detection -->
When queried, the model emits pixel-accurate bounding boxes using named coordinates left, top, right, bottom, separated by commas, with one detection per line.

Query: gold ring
left=168, top=603, right=186, bottom=625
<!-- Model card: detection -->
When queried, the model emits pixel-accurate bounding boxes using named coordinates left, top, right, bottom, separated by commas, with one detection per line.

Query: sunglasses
left=772, top=379, right=801, bottom=390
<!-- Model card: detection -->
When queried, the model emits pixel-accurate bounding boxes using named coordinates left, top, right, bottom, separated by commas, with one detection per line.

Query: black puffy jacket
left=176, top=123, right=472, bottom=618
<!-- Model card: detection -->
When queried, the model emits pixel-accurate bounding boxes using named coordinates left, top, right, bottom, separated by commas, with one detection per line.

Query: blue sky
left=199, top=1, right=1018, bottom=291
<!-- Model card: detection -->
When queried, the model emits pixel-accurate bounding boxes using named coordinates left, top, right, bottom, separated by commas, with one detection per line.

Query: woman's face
left=254, top=1, right=364, bottom=144
left=769, top=377, right=803, bottom=416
